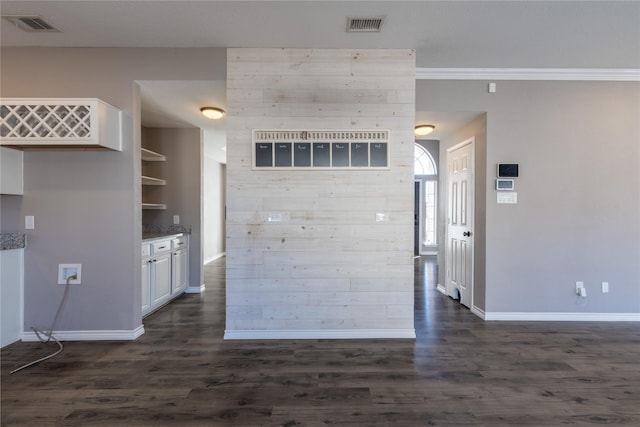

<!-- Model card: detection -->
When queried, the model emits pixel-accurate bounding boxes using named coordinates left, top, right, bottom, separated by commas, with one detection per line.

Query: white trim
left=436, top=284, right=447, bottom=295
left=483, top=312, right=640, bottom=322
left=471, top=305, right=486, bottom=320
left=185, top=284, right=206, bottom=294
left=224, top=329, right=416, bottom=340
left=204, top=252, right=225, bottom=265
left=416, top=68, right=640, bottom=82
left=22, top=325, right=145, bottom=342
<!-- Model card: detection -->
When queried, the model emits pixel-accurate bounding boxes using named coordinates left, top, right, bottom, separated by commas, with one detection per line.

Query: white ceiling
left=2, top=1, right=639, bottom=152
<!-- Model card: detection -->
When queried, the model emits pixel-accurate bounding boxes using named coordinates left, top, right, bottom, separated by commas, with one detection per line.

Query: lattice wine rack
left=0, top=99, right=122, bottom=150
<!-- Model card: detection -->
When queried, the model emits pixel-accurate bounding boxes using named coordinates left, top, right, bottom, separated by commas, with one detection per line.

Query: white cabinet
left=0, top=98, right=122, bottom=151
left=141, top=242, right=153, bottom=316
left=1, top=248, right=24, bottom=348
left=171, top=235, right=188, bottom=295
left=151, top=252, right=172, bottom=306
left=141, top=234, right=189, bottom=317
left=0, top=147, right=23, bottom=195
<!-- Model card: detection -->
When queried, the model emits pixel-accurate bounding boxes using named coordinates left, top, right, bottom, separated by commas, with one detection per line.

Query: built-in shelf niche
left=141, top=147, right=166, bottom=210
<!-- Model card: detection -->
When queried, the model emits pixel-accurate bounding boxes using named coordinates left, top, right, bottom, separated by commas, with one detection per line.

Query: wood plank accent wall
left=225, top=49, right=416, bottom=339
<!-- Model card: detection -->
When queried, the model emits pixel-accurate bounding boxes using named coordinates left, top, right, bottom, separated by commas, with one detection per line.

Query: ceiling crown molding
left=416, top=68, right=640, bottom=81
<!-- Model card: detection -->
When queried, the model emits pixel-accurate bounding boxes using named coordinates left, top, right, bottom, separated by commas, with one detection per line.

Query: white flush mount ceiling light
left=200, top=107, right=225, bottom=120
left=415, top=125, right=435, bottom=136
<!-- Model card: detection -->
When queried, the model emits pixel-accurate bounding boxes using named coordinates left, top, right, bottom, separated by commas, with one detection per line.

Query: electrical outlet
left=602, top=282, right=609, bottom=293
left=173, top=215, right=180, bottom=225
left=58, top=264, right=82, bottom=285
left=576, top=281, right=584, bottom=295
left=579, top=287, right=587, bottom=297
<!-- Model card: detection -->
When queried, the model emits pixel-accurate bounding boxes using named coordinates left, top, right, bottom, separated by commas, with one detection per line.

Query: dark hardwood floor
left=2, top=256, right=639, bottom=426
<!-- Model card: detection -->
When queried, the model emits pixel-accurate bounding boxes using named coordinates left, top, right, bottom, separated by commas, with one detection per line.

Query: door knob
left=463, top=231, right=472, bottom=237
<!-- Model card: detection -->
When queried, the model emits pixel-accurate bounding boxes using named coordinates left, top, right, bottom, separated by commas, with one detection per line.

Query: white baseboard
left=436, top=284, right=446, bottom=295
left=471, top=305, right=486, bottom=319
left=483, top=312, right=640, bottom=322
left=204, top=252, right=226, bottom=265
left=22, top=325, right=145, bottom=342
left=224, top=329, right=416, bottom=340
left=185, top=284, right=206, bottom=294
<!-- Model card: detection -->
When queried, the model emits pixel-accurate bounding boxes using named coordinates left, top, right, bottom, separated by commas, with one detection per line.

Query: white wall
left=203, top=129, right=226, bottom=263
left=225, top=48, right=416, bottom=339
left=203, top=159, right=226, bottom=264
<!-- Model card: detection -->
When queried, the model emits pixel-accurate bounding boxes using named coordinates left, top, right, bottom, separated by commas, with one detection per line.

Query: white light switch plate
left=497, top=192, right=517, bottom=204
left=25, top=215, right=35, bottom=229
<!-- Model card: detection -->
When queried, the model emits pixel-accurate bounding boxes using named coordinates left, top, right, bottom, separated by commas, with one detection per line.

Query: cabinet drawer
left=151, top=240, right=171, bottom=254
left=141, top=243, right=150, bottom=258
left=172, top=235, right=188, bottom=250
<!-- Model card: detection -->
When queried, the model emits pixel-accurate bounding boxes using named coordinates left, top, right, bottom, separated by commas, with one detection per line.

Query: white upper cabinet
left=0, top=147, right=23, bottom=195
left=0, top=98, right=122, bottom=151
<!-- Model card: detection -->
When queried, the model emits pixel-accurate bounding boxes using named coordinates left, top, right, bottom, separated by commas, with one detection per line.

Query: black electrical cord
left=10, top=276, right=73, bottom=374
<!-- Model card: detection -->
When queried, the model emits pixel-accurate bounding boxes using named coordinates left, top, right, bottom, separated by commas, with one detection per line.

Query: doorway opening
left=445, top=137, right=474, bottom=308
left=414, top=142, right=439, bottom=256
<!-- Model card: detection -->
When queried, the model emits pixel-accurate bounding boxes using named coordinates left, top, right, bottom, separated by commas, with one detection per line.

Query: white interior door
left=445, top=138, right=474, bottom=308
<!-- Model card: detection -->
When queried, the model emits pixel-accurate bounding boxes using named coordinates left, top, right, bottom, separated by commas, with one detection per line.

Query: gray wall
left=0, top=195, right=22, bottom=231
left=1, top=47, right=226, bottom=333
left=418, top=80, right=640, bottom=315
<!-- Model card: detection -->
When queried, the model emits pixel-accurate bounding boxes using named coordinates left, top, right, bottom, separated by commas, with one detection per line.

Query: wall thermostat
left=497, top=163, right=519, bottom=177
left=496, top=179, right=515, bottom=191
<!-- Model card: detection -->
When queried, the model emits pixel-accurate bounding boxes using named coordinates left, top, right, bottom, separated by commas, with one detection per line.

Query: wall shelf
left=142, top=203, right=167, bottom=210
left=141, top=145, right=166, bottom=210
left=141, top=175, right=166, bottom=186
left=141, top=148, right=166, bottom=162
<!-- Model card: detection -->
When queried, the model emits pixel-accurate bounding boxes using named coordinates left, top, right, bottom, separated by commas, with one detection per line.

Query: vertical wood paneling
left=226, top=48, right=416, bottom=338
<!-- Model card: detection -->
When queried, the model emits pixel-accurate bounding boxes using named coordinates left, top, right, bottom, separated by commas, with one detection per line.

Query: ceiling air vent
left=3, top=15, right=60, bottom=32
left=346, top=16, right=384, bottom=33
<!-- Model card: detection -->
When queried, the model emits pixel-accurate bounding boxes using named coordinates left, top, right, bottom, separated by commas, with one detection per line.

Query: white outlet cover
left=376, top=213, right=389, bottom=222
left=268, top=213, right=282, bottom=222
left=58, top=264, right=82, bottom=285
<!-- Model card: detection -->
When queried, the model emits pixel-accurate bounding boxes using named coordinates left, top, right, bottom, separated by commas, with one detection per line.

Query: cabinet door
left=172, top=249, right=188, bottom=294
left=0, top=147, right=23, bottom=195
left=151, top=254, right=172, bottom=306
left=141, top=259, right=151, bottom=315
left=1, top=249, right=23, bottom=347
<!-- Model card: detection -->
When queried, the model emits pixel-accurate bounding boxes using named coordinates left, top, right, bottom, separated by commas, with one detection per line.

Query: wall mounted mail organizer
left=253, top=130, right=389, bottom=170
